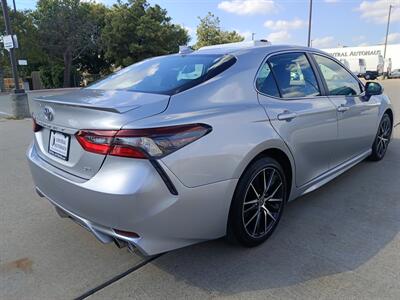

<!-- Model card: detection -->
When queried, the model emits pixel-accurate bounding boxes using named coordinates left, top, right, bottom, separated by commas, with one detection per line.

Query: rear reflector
left=76, top=124, right=211, bottom=159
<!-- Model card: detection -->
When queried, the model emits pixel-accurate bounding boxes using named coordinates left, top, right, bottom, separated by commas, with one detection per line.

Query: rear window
left=88, top=54, right=236, bottom=95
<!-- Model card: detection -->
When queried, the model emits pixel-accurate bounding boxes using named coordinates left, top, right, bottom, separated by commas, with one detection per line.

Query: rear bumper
left=27, top=143, right=237, bottom=255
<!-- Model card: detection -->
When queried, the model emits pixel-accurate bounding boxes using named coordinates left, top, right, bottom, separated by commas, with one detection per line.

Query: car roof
left=193, top=42, right=326, bottom=57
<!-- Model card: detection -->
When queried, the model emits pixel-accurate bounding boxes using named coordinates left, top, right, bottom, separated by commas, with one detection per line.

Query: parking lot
left=0, top=80, right=399, bottom=299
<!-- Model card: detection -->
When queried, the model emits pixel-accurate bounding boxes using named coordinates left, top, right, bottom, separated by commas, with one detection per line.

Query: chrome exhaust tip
left=113, top=238, right=128, bottom=249
left=35, top=187, right=45, bottom=197
left=55, top=207, right=69, bottom=218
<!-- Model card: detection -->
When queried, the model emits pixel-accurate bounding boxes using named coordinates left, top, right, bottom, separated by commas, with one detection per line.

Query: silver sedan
left=27, top=42, right=394, bottom=255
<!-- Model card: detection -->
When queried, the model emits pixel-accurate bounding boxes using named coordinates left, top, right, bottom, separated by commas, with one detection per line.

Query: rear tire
left=227, top=157, right=287, bottom=247
left=369, top=113, right=392, bottom=161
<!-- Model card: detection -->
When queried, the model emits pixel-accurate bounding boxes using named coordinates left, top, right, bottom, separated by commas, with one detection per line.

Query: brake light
left=33, top=119, right=43, bottom=132
left=75, top=124, right=212, bottom=159
left=76, top=130, right=117, bottom=155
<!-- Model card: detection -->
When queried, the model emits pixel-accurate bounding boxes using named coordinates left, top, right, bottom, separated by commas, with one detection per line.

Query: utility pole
left=1, top=0, right=21, bottom=92
left=251, top=33, right=255, bottom=41
left=307, top=0, right=313, bottom=47
left=1, top=0, right=29, bottom=118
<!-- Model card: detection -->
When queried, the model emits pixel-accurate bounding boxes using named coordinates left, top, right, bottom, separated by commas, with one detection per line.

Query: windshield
left=87, top=54, right=236, bottom=95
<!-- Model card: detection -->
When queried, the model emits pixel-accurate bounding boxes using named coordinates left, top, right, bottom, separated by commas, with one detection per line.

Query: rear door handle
left=277, top=111, right=297, bottom=121
left=337, top=105, right=350, bottom=112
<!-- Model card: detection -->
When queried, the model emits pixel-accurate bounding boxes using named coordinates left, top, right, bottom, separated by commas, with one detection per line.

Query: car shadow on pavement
left=153, top=137, right=400, bottom=295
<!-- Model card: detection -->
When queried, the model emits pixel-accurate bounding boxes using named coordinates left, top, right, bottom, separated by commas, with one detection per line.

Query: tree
left=195, top=12, right=244, bottom=49
left=0, top=8, right=43, bottom=80
left=75, top=2, right=111, bottom=77
left=34, top=0, right=102, bottom=87
left=101, top=0, right=190, bottom=67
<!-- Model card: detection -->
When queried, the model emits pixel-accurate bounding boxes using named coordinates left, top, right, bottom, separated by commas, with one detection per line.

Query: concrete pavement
left=0, top=80, right=399, bottom=299
left=89, top=125, right=400, bottom=300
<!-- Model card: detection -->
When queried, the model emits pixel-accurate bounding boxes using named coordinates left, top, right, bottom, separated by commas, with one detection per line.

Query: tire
left=369, top=113, right=392, bottom=161
left=227, top=157, right=287, bottom=247
left=365, top=74, right=370, bottom=80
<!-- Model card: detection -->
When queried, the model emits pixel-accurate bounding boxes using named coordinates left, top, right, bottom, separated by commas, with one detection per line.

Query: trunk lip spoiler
left=33, top=97, right=140, bottom=114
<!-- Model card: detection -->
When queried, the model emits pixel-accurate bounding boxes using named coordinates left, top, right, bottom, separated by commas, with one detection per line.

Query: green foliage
left=75, top=2, right=111, bottom=76
left=101, top=0, right=190, bottom=67
left=0, top=8, right=43, bottom=78
left=33, top=0, right=103, bottom=87
left=0, top=0, right=190, bottom=88
left=195, top=12, right=244, bottom=49
left=39, top=63, right=64, bottom=89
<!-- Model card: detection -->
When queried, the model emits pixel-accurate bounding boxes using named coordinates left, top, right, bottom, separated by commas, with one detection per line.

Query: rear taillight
left=33, top=119, right=43, bottom=132
left=75, top=124, right=211, bottom=159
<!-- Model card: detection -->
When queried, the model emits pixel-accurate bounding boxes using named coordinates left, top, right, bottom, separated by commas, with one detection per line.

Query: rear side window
left=88, top=54, right=236, bottom=95
left=268, top=52, right=320, bottom=98
left=256, top=62, right=280, bottom=97
left=313, top=54, right=361, bottom=96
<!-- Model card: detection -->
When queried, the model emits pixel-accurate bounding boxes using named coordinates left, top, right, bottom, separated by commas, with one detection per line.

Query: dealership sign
left=328, top=49, right=382, bottom=58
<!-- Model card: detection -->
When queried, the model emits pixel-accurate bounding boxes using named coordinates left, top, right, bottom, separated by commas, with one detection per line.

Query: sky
left=15, top=0, right=400, bottom=48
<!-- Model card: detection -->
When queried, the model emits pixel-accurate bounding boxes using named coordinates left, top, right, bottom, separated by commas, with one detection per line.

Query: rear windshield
left=87, top=54, right=236, bottom=95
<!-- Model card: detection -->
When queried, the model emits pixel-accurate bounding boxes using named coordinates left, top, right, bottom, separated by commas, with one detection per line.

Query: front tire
left=369, top=113, right=392, bottom=161
left=227, top=157, right=287, bottom=247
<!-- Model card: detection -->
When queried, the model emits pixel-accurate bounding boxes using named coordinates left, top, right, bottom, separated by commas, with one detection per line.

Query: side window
left=256, top=62, right=280, bottom=97
left=268, top=52, right=320, bottom=98
left=313, top=54, right=362, bottom=96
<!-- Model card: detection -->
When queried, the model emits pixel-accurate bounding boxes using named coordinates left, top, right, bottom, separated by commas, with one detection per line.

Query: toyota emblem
left=43, top=106, right=55, bottom=122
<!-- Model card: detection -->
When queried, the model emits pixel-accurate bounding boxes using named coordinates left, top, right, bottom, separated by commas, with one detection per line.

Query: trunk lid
left=30, top=89, right=170, bottom=179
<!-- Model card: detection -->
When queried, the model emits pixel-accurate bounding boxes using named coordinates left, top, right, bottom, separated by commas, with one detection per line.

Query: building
left=321, top=44, right=400, bottom=77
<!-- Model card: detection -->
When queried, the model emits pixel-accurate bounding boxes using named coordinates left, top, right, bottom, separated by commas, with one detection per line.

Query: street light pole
left=383, top=4, right=392, bottom=60
left=1, top=0, right=22, bottom=92
left=307, top=0, right=313, bottom=47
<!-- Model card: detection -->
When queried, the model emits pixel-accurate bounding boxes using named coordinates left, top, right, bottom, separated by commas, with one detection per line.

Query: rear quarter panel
left=122, top=53, right=295, bottom=188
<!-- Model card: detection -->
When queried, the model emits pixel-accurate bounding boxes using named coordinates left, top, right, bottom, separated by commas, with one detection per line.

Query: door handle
left=337, top=105, right=350, bottom=112
left=277, top=111, right=297, bottom=121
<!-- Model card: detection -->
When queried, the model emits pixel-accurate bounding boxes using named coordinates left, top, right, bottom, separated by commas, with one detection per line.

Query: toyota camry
left=27, top=41, right=394, bottom=255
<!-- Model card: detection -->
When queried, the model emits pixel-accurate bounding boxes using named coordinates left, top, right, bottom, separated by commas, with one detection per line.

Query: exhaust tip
left=113, top=238, right=128, bottom=249
left=35, top=187, right=45, bottom=197
left=113, top=229, right=140, bottom=239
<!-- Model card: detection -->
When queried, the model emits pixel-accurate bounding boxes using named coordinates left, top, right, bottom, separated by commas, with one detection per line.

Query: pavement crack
left=74, top=253, right=164, bottom=300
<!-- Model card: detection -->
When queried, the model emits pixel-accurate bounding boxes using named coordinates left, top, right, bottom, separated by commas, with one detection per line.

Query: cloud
left=266, top=30, right=291, bottom=43
left=182, top=26, right=197, bottom=44
left=218, top=0, right=277, bottom=15
left=385, top=32, right=400, bottom=43
left=312, top=36, right=336, bottom=48
left=235, top=30, right=254, bottom=40
left=82, top=0, right=106, bottom=3
left=264, top=18, right=306, bottom=31
left=352, top=35, right=366, bottom=42
left=358, top=0, right=400, bottom=24
left=183, top=26, right=195, bottom=36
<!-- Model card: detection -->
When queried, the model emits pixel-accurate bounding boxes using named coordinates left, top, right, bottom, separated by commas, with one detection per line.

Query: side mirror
left=365, top=81, right=383, bottom=96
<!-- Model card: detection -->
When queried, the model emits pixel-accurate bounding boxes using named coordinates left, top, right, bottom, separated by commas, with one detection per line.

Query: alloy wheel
left=376, top=117, right=392, bottom=158
left=242, top=167, right=284, bottom=238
